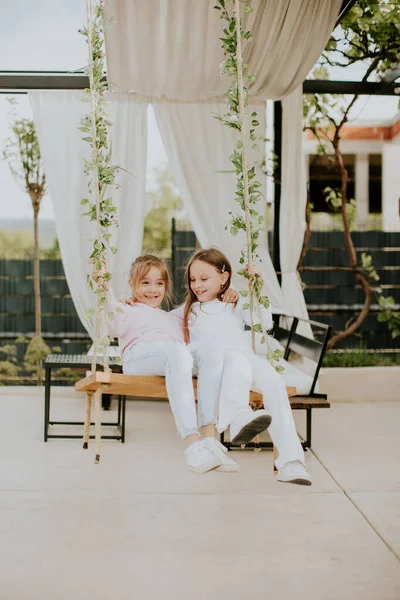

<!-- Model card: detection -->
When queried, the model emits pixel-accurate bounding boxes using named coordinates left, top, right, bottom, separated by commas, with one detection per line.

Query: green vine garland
left=215, top=0, right=283, bottom=370
left=79, top=0, right=121, bottom=368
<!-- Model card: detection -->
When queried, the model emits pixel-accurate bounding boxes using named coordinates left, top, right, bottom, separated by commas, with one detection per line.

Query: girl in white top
left=174, top=248, right=312, bottom=486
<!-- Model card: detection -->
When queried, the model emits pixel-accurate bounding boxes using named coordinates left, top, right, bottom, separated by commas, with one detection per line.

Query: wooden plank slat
left=75, top=372, right=296, bottom=401
left=289, top=396, right=330, bottom=409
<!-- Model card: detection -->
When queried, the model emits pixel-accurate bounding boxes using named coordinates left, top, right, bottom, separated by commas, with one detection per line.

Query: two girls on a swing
left=94, top=249, right=311, bottom=486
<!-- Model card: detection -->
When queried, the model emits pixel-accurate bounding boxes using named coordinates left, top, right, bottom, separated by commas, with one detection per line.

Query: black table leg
left=117, top=394, right=122, bottom=426
left=102, top=394, right=112, bottom=410
left=44, top=366, right=51, bottom=442
left=121, top=395, right=126, bottom=443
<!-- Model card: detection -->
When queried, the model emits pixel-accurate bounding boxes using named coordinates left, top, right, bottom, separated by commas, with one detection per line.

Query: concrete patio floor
left=0, top=386, right=399, bottom=600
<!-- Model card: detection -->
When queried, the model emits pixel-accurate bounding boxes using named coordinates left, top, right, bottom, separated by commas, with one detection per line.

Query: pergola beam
left=303, top=79, right=399, bottom=96
left=0, top=73, right=398, bottom=96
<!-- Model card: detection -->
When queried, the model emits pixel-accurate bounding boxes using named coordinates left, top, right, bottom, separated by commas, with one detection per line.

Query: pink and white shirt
left=106, top=290, right=184, bottom=357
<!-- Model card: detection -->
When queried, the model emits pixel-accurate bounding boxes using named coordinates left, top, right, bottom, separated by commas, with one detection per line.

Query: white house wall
left=303, top=137, right=400, bottom=231
left=382, top=143, right=400, bottom=232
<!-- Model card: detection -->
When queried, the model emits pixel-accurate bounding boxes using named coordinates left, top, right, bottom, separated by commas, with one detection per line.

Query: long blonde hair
left=129, top=254, right=173, bottom=305
left=183, top=248, right=232, bottom=343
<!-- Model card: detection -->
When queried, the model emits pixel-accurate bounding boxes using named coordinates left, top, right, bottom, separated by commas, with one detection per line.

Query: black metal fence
left=300, top=232, right=400, bottom=349
left=1, top=230, right=399, bottom=353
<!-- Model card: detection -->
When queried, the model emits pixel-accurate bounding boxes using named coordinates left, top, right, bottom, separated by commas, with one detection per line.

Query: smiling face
left=189, top=259, right=229, bottom=303
left=131, top=266, right=166, bottom=308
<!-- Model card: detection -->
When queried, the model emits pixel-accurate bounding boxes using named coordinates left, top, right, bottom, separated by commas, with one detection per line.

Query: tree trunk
left=327, top=137, right=373, bottom=349
left=33, top=204, right=41, bottom=338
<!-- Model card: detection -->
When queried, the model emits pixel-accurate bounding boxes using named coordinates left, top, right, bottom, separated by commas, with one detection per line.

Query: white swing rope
left=233, top=0, right=280, bottom=460
left=83, top=0, right=111, bottom=463
left=233, top=0, right=274, bottom=366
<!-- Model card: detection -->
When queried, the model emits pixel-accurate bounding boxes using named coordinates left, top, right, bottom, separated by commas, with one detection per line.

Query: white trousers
left=218, top=348, right=305, bottom=468
left=123, top=341, right=253, bottom=439
left=123, top=341, right=199, bottom=438
left=190, top=342, right=253, bottom=431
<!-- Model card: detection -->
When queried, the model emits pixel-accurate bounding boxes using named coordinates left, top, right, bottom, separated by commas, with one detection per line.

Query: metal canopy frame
left=0, top=72, right=398, bottom=96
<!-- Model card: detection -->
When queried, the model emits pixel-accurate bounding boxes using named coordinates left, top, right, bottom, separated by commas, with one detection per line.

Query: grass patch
left=323, top=347, right=400, bottom=368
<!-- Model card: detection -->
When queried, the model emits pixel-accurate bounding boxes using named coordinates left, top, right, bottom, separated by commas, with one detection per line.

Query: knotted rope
left=82, top=0, right=111, bottom=463
left=234, top=0, right=277, bottom=461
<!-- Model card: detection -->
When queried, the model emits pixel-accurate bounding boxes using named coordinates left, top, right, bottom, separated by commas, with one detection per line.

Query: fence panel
left=1, top=230, right=399, bottom=350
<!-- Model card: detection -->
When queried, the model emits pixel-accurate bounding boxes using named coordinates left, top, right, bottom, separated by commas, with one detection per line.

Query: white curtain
left=154, top=102, right=288, bottom=313
left=280, top=87, right=312, bottom=335
left=103, top=0, right=342, bottom=322
left=104, top=0, right=342, bottom=101
left=29, top=91, right=148, bottom=337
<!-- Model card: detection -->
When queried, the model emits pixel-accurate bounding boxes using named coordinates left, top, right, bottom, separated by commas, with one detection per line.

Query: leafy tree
left=0, top=230, right=60, bottom=259
left=0, top=229, right=35, bottom=258
left=0, top=343, right=20, bottom=384
left=3, top=99, right=49, bottom=382
left=41, top=237, right=61, bottom=259
left=142, top=167, right=184, bottom=257
left=302, top=0, right=400, bottom=347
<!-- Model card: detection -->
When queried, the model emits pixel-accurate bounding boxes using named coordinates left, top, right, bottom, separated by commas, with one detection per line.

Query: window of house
left=369, top=154, right=382, bottom=214
left=309, top=154, right=355, bottom=212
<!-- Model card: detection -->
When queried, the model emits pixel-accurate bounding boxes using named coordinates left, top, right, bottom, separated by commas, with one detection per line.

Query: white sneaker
left=203, top=437, right=240, bottom=473
left=230, top=409, right=272, bottom=445
left=276, top=460, right=312, bottom=486
left=185, top=440, right=222, bottom=474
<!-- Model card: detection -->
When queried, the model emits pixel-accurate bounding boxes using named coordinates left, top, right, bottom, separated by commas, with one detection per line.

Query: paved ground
left=0, top=386, right=399, bottom=600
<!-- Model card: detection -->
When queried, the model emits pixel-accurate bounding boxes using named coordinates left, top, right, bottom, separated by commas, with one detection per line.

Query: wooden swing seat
left=74, top=371, right=296, bottom=401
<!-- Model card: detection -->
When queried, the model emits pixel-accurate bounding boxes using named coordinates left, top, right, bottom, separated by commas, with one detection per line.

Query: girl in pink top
left=96, top=254, right=244, bottom=474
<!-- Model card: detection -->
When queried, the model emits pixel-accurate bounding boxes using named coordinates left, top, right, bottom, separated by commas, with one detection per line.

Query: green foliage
left=0, top=230, right=60, bottom=259
left=142, top=168, right=184, bottom=257
left=360, top=252, right=380, bottom=283
left=23, top=335, right=51, bottom=385
left=41, top=237, right=61, bottom=259
left=0, top=339, right=89, bottom=385
left=377, top=295, right=400, bottom=339
left=3, top=105, right=46, bottom=202
left=79, top=1, right=121, bottom=353
left=322, top=0, right=400, bottom=79
left=0, top=230, right=35, bottom=259
left=215, top=0, right=264, bottom=256
left=323, top=186, right=357, bottom=229
left=0, top=344, right=20, bottom=384
left=323, top=345, right=400, bottom=368
left=3, top=99, right=47, bottom=365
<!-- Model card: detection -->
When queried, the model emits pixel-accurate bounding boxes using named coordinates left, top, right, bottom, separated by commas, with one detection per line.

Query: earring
left=220, top=283, right=224, bottom=288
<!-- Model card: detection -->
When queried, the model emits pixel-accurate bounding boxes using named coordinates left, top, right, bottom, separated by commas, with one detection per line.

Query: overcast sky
left=0, top=0, right=398, bottom=221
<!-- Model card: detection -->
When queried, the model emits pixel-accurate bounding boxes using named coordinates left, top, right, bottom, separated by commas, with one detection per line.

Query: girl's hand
left=221, top=288, right=239, bottom=304
left=245, top=263, right=262, bottom=279
left=119, top=297, right=135, bottom=306
left=92, top=259, right=108, bottom=290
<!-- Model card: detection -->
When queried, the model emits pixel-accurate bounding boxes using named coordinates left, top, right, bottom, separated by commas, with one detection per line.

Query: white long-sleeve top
left=105, top=289, right=184, bottom=357
left=171, top=296, right=272, bottom=352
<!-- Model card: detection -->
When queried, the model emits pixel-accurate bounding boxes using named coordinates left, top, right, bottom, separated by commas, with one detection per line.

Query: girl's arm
left=104, top=288, right=129, bottom=339
left=239, top=295, right=273, bottom=330
left=92, top=261, right=128, bottom=338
